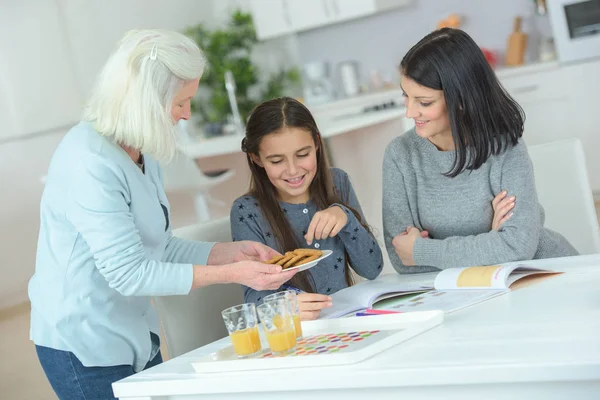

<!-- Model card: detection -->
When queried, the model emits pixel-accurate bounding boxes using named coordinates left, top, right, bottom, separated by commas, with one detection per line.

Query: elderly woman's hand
left=192, top=260, right=296, bottom=291
left=207, top=241, right=280, bottom=265
left=228, top=261, right=297, bottom=291
left=231, top=241, right=281, bottom=263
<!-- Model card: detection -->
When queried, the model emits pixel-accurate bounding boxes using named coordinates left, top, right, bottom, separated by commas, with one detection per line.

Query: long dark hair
left=241, top=97, right=367, bottom=292
left=400, top=28, right=525, bottom=177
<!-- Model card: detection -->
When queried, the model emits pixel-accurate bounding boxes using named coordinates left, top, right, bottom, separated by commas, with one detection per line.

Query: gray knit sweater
left=383, top=128, right=578, bottom=274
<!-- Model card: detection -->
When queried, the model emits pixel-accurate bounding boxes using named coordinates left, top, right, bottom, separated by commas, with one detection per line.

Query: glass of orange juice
left=221, top=303, right=262, bottom=358
left=263, top=291, right=303, bottom=338
left=257, top=299, right=297, bottom=356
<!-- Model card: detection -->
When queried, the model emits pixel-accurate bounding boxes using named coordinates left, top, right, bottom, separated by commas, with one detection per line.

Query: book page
left=320, top=276, right=432, bottom=319
left=505, top=268, right=560, bottom=287
left=373, top=289, right=509, bottom=314
left=434, top=265, right=514, bottom=290
left=434, top=264, right=554, bottom=290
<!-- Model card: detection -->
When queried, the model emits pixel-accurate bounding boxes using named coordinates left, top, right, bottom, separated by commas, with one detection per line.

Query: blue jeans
left=36, top=333, right=162, bottom=399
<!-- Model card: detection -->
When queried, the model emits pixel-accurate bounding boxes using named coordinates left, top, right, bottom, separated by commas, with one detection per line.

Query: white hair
left=83, top=29, right=206, bottom=161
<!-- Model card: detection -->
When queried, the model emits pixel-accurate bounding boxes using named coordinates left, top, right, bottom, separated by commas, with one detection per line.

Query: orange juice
left=292, top=314, right=303, bottom=338
left=265, top=327, right=297, bottom=353
left=229, top=326, right=261, bottom=356
left=273, top=314, right=302, bottom=337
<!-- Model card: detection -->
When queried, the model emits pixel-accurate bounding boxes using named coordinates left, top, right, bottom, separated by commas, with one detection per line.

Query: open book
left=320, top=264, right=558, bottom=319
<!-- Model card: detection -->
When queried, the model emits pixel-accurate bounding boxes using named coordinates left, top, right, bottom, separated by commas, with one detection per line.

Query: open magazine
left=320, top=264, right=558, bottom=319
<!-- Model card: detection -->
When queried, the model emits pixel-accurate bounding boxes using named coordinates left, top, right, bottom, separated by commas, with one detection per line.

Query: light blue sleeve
left=66, top=154, right=194, bottom=297
left=156, top=163, right=217, bottom=266
left=163, top=235, right=215, bottom=266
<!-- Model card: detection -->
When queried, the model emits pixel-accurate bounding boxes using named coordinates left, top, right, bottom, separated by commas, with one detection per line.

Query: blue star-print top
left=230, top=168, right=383, bottom=304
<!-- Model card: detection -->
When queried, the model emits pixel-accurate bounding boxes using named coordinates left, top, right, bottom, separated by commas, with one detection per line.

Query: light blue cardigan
left=29, top=121, right=214, bottom=372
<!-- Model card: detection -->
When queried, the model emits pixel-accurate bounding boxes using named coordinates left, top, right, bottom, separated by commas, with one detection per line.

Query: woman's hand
left=207, top=241, right=281, bottom=265
left=297, top=293, right=332, bottom=320
left=192, top=261, right=297, bottom=291
left=492, top=191, right=515, bottom=230
left=391, top=226, right=425, bottom=266
left=228, top=261, right=297, bottom=291
left=305, top=206, right=348, bottom=245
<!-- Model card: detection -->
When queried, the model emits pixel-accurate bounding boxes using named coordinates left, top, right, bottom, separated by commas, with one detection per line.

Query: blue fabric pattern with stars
left=230, top=168, right=383, bottom=304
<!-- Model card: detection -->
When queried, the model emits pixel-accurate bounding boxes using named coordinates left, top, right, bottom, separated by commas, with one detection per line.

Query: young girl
left=231, top=97, right=383, bottom=320
left=383, top=28, right=578, bottom=273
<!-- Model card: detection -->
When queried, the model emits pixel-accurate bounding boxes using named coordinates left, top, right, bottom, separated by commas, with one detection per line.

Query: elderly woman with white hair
left=28, top=29, right=295, bottom=399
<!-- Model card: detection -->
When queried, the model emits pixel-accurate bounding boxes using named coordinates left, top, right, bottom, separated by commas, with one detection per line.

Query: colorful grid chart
left=260, top=330, right=381, bottom=358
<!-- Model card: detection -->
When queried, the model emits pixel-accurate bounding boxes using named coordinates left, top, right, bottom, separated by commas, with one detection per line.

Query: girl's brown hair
left=241, top=97, right=370, bottom=292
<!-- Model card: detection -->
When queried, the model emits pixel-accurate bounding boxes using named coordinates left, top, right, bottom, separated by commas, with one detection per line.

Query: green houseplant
left=184, top=10, right=301, bottom=133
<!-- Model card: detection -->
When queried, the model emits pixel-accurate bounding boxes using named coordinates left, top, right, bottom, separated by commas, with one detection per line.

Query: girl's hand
left=297, top=293, right=332, bottom=320
left=304, top=206, right=348, bottom=245
left=492, top=191, right=515, bottom=230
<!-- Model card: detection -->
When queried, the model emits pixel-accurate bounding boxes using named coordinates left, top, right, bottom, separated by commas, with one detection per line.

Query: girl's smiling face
left=251, top=127, right=318, bottom=204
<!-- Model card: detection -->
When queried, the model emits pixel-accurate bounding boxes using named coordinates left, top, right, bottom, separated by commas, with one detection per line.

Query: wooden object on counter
left=436, top=14, right=461, bottom=29
left=505, top=16, right=527, bottom=66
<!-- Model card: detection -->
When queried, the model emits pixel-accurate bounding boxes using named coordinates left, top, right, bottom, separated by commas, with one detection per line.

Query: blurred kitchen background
left=2, top=1, right=600, bottom=398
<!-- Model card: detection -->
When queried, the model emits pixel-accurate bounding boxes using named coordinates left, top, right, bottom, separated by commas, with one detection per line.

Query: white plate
left=284, top=249, right=333, bottom=272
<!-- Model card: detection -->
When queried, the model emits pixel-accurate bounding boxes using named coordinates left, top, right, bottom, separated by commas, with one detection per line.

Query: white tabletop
left=114, top=254, right=600, bottom=399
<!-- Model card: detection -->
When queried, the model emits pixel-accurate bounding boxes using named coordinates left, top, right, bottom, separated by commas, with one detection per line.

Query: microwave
left=548, top=0, right=600, bottom=62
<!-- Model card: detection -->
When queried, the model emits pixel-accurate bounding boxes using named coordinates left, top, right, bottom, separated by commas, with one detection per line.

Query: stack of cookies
left=265, top=249, right=323, bottom=269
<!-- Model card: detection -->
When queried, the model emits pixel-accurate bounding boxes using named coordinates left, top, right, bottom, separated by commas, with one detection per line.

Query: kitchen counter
left=494, top=60, right=560, bottom=79
left=178, top=106, right=405, bottom=159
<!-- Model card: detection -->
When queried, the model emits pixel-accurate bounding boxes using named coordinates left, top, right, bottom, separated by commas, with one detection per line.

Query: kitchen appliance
left=302, top=61, right=335, bottom=106
left=337, top=61, right=360, bottom=98
left=547, top=0, right=600, bottom=63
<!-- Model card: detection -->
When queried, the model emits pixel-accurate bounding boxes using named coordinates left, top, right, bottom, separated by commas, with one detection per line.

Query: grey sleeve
left=382, top=144, right=419, bottom=273
left=333, top=170, right=383, bottom=280
left=229, top=198, right=278, bottom=304
left=412, top=143, right=543, bottom=268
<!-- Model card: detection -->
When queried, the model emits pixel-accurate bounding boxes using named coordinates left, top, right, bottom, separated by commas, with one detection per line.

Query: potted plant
left=184, top=10, right=301, bottom=136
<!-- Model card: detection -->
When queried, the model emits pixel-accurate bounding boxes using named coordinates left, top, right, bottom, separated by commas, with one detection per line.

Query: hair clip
left=150, top=44, right=158, bottom=60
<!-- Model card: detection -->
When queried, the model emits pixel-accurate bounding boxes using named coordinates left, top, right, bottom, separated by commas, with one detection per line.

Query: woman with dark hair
left=383, top=28, right=577, bottom=273
left=231, top=97, right=383, bottom=320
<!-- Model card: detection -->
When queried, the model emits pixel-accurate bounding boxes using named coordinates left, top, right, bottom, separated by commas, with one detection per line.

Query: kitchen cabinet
left=0, top=0, right=82, bottom=141
left=250, top=0, right=412, bottom=40
left=328, top=0, right=377, bottom=22
left=498, top=60, right=600, bottom=194
left=563, top=59, right=600, bottom=193
left=286, top=0, right=377, bottom=32
left=286, top=0, right=330, bottom=32
left=249, top=0, right=294, bottom=42
left=499, top=67, right=572, bottom=147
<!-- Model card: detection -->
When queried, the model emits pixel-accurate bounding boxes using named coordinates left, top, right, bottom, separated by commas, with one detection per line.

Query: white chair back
left=154, top=217, right=244, bottom=358
left=528, top=138, right=600, bottom=255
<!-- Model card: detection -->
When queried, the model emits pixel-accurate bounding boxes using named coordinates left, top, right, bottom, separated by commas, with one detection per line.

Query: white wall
left=59, top=0, right=216, bottom=100
left=0, top=0, right=222, bottom=309
left=296, top=0, right=552, bottom=88
left=0, top=0, right=302, bottom=310
left=0, top=130, right=65, bottom=309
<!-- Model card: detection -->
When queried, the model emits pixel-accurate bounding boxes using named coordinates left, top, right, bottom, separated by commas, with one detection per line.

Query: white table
left=114, top=254, right=600, bottom=399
